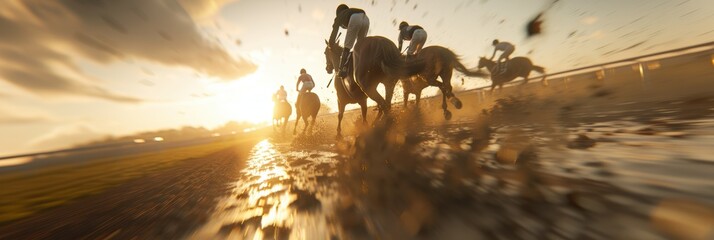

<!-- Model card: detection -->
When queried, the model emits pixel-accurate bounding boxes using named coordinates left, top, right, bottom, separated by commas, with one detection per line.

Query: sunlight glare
left=213, top=70, right=276, bottom=124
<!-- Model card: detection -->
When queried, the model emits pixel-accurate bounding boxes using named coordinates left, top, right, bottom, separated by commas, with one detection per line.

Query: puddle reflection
left=191, top=140, right=340, bottom=240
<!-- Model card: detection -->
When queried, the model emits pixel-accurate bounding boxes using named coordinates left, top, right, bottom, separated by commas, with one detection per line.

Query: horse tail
left=440, top=48, right=488, bottom=78
left=531, top=65, right=547, bottom=82
left=434, top=46, right=488, bottom=78
left=453, top=59, right=489, bottom=77
left=532, top=65, right=545, bottom=74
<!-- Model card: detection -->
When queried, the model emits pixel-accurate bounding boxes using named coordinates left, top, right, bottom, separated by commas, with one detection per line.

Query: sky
left=1, top=0, right=713, bottom=156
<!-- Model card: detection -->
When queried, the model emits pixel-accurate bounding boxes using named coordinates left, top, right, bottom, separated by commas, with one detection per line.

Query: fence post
left=596, top=67, right=606, bottom=80
left=637, top=62, right=650, bottom=91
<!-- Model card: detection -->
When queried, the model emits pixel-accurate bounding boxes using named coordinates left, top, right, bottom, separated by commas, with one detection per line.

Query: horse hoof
left=450, top=98, right=463, bottom=109
left=444, top=111, right=452, bottom=120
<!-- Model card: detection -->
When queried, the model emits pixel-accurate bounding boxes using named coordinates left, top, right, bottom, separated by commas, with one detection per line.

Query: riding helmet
left=399, top=21, right=409, bottom=29
left=336, top=4, right=348, bottom=15
left=492, top=39, right=499, bottom=45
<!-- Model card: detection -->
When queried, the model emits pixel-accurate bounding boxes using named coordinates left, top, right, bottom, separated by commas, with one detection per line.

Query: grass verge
left=0, top=135, right=262, bottom=223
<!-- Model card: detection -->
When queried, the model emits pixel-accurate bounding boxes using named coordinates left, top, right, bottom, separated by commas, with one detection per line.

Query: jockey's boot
left=338, top=48, right=351, bottom=77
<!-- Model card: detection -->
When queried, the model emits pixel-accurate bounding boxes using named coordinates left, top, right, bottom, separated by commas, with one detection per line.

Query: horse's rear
left=485, top=57, right=546, bottom=89
left=506, top=57, right=546, bottom=84
left=301, top=93, right=320, bottom=118
left=294, top=92, right=321, bottom=134
left=273, top=102, right=291, bottom=130
left=403, top=46, right=484, bottom=119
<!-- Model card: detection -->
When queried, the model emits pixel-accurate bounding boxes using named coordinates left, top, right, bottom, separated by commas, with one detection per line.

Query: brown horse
left=351, top=36, right=425, bottom=120
left=401, top=46, right=488, bottom=120
left=293, top=92, right=320, bottom=135
left=273, top=100, right=291, bottom=132
left=478, top=57, right=546, bottom=91
left=324, top=40, right=369, bottom=137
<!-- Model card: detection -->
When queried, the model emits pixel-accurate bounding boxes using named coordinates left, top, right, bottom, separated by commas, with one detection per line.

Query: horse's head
left=477, top=57, right=489, bottom=69
left=324, top=39, right=343, bottom=75
left=324, top=40, right=334, bottom=74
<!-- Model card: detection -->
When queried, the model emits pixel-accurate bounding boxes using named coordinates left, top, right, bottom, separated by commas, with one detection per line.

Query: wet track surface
left=188, top=96, right=714, bottom=239
left=1, top=89, right=713, bottom=239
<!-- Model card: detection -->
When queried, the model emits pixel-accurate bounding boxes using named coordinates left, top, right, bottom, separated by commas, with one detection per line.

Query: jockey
left=398, top=21, right=427, bottom=58
left=295, top=68, right=314, bottom=106
left=274, top=85, right=287, bottom=103
left=490, top=39, right=515, bottom=73
left=329, top=4, right=369, bottom=77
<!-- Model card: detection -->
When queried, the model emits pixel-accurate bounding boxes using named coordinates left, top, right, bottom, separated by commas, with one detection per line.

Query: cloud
left=0, top=115, right=50, bottom=124
left=311, top=9, right=325, bottom=21
left=179, top=0, right=238, bottom=20
left=28, top=124, right=108, bottom=150
left=0, top=104, right=54, bottom=124
left=581, top=16, right=599, bottom=25
left=0, top=0, right=255, bottom=102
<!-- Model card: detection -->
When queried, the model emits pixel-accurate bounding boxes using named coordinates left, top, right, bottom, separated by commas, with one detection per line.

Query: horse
left=350, top=36, right=426, bottom=120
left=293, top=92, right=321, bottom=135
left=401, top=46, right=489, bottom=120
left=273, top=100, right=292, bottom=132
left=324, top=39, right=369, bottom=137
left=477, top=57, right=546, bottom=92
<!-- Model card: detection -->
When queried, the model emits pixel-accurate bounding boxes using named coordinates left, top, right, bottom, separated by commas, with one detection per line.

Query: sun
left=209, top=71, right=278, bottom=125
left=229, top=87, right=274, bottom=124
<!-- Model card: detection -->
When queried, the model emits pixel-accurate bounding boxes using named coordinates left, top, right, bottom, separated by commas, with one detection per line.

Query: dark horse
left=324, top=39, right=369, bottom=137
left=478, top=57, right=546, bottom=91
left=273, top=100, right=292, bottom=131
left=293, top=92, right=320, bottom=135
left=350, top=36, right=425, bottom=120
left=401, top=46, right=488, bottom=120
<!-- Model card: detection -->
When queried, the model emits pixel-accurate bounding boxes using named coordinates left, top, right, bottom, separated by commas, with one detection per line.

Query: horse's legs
left=302, top=115, right=309, bottom=134
left=439, top=69, right=462, bottom=109
left=442, top=93, right=452, bottom=120
left=356, top=69, right=387, bottom=120
left=364, top=87, right=387, bottom=120
left=403, top=88, right=409, bottom=108
left=282, top=118, right=288, bottom=132
left=384, top=79, right=397, bottom=110
left=427, top=74, right=450, bottom=120
left=416, top=90, right=422, bottom=107
left=337, top=102, right=346, bottom=136
left=293, top=115, right=300, bottom=135
left=309, top=115, right=317, bottom=133
left=359, top=99, right=368, bottom=125
left=522, top=72, right=531, bottom=85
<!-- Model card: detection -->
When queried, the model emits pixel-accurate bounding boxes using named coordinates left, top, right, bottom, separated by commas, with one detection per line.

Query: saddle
left=493, top=61, right=509, bottom=75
